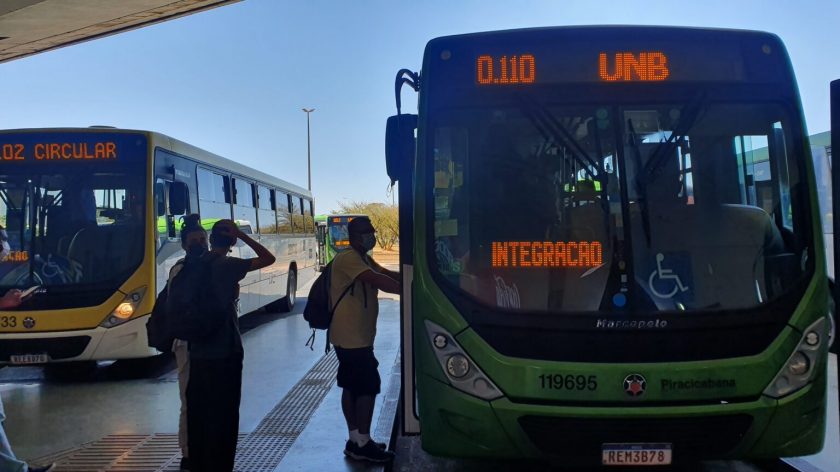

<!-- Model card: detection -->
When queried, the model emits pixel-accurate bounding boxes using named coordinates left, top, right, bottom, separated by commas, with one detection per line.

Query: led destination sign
left=476, top=54, right=536, bottom=85
left=461, top=39, right=755, bottom=88
left=475, top=51, right=671, bottom=85
left=1, top=141, right=118, bottom=161
left=492, top=241, right=603, bottom=268
left=599, top=51, right=670, bottom=82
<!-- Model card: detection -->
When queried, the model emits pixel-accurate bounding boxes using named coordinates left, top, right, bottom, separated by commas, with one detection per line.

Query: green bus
left=315, top=214, right=365, bottom=269
left=385, top=26, right=831, bottom=465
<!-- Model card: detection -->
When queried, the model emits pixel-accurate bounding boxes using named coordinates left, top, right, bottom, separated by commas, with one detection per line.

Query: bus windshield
left=328, top=220, right=351, bottom=250
left=430, top=99, right=811, bottom=314
left=0, top=134, right=147, bottom=306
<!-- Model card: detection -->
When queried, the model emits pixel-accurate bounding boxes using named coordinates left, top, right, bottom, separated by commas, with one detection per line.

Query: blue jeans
left=0, top=397, right=27, bottom=472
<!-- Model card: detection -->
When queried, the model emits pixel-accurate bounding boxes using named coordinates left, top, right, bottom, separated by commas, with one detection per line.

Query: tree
left=337, top=201, right=399, bottom=250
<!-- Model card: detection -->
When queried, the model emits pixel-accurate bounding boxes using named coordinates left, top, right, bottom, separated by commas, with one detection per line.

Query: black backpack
left=303, top=260, right=353, bottom=352
left=146, top=283, right=175, bottom=352
left=164, top=253, right=226, bottom=342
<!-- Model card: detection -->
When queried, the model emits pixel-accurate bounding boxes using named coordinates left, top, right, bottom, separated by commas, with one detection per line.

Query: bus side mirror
left=386, top=114, right=417, bottom=183
left=169, top=182, right=188, bottom=215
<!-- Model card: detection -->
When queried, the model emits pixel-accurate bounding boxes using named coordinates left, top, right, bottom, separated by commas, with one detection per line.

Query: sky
left=0, top=0, right=839, bottom=213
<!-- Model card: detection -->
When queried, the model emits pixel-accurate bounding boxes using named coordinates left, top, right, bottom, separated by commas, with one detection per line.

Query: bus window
left=291, top=196, right=303, bottom=233
left=277, top=191, right=293, bottom=234
left=94, top=188, right=127, bottom=225
left=197, top=168, right=232, bottom=222
left=304, top=199, right=315, bottom=234
left=257, top=185, right=277, bottom=234
left=155, top=181, right=166, bottom=220
left=154, top=178, right=189, bottom=239
left=771, top=123, right=795, bottom=230
left=233, top=178, right=257, bottom=232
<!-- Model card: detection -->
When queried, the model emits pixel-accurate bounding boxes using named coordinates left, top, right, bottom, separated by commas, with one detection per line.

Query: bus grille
left=0, top=336, right=91, bottom=361
left=518, top=414, right=753, bottom=461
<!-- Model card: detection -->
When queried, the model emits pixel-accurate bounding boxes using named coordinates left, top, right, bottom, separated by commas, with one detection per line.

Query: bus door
left=831, top=79, right=839, bottom=359
left=386, top=85, right=420, bottom=434
left=153, top=177, right=188, bottom=291
left=316, top=222, right=327, bottom=269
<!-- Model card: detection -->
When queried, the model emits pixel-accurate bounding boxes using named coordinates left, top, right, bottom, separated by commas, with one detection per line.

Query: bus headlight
left=446, top=355, right=470, bottom=378
left=100, top=287, right=147, bottom=329
left=425, top=321, right=503, bottom=401
left=787, top=352, right=810, bottom=376
left=763, top=317, right=826, bottom=399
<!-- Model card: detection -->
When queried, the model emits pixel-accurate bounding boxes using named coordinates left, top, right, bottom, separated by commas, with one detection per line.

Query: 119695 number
left=539, top=374, right=597, bottom=391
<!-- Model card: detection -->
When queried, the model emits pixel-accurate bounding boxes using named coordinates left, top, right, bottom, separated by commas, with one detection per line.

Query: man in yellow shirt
left=329, top=217, right=400, bottom=463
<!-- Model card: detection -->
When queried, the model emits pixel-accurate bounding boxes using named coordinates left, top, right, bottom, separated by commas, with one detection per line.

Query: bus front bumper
left=417, top=372, right=826, bottom=463
left=0, top=314, right=156, bottom=363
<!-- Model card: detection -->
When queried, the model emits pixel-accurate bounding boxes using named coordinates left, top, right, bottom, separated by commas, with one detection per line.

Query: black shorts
left=335, top=346, right=381, bottom=395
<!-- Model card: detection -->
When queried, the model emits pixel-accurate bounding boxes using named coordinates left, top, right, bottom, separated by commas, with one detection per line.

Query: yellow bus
left=0, top=128, right=318, bottom=364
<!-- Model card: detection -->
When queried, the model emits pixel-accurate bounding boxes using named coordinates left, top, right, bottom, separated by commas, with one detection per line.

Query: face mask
left=361, top=234, right=377, bottom=252
left=187, top=242, right=207, bottom=258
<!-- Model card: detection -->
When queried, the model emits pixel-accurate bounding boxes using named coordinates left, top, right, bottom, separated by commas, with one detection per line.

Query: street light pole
left=302, top=108, right=315, bottom=191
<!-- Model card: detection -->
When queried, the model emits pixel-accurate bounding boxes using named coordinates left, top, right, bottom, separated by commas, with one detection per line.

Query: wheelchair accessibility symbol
left=648, top=253, right=690, bottom=299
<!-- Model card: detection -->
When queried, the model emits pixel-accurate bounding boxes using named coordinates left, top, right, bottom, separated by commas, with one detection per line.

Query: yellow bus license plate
left=602, top=443, right=672, bottom=466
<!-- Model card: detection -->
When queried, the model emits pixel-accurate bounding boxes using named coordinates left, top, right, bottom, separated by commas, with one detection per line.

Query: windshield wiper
left=638, top=93, right=707, bottom=188
left=518, top=95, right=606, bottom=180
left=518, top=95, right=612, bottom=233
left=629, top=94, right=708, bottom=247
left=626, top=118, right=652, bottom=247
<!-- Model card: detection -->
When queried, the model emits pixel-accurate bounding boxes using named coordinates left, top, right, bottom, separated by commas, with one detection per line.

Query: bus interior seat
left=628, top=142, right=777, bottom=309
left=67, top=225, right=143, bottom=282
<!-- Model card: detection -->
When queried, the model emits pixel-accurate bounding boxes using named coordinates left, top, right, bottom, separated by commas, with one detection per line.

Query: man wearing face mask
left=329, top=216, right=400, bottom=463
left=185, top=218, right=275, bottom=472
left=166, top=214, right=209, bottom=471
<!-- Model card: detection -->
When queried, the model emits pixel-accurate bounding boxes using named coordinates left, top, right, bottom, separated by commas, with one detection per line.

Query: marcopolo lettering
left=595, top=319, right=668, bottom=329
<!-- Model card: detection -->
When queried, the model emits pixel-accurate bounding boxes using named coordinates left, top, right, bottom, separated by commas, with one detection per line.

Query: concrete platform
left=274, top=303, right=400, bottom=472
left=0, top=302, right=326, bottom=462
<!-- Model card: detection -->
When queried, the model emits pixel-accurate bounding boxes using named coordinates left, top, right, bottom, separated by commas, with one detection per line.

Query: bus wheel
left=278, top=270, right=297, bottom=312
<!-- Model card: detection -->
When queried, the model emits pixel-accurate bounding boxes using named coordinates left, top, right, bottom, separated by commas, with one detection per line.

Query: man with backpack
left=155, top=213, right=209, bottom=472
left=170, top=218, right=274, bottom=472
left=328, top=217, right=400, bottom=463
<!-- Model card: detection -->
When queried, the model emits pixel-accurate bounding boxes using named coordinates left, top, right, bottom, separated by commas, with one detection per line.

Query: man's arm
left=0, top=290, right=22, bottom=310
left=217, top=220, right=276, bottom=271
left=239, top=230, right=276, bottom=271
left=356, top=269, right=400, bottom=294
left=369, top=258, right=400, bottom=282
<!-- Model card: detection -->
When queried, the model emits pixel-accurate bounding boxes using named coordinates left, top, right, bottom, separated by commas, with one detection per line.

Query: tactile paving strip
left=234, top=350, right=339, bottom=471
left=37, top=434, right=241, bottom=472
left=34, top=352, right=338, bottom=472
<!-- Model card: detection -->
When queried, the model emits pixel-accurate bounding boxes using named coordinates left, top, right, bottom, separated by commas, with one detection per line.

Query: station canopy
left=0, top=0, right=240, bottom=64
